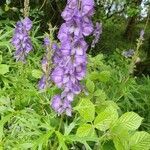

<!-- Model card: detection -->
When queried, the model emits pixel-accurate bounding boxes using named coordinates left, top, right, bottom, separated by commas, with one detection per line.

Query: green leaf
left=130, top=131, right=150, bottom=150
left=0, top=113, right=13, bottom=140
left=56, top=131, right=68, bottom=150
left=98, top=71, right=111, bottom=82
left=94, top=89, right=106, bottom=99
left=114, top=112, right=143, bottom=131
left=0, top=64, right=9, bottom=75
left=75, top=98, right=95, bottom=122
left=76, top=124, right=95, bottom=137
left=113, top=136, right=129, bottom=150
left=4, top=5, right=10, bottom=12
left=86, top=79, right=95, bottom=93
left=88, top=71, right=99, bottom=81
left=94, top=105, right=118, bottom=131
left=103, top=141, right=116, bottom=150
left=32, top=69, right=43, bottom=79
left=0, top=55, right=2, bottom=64
left=96, top=100, right=119, bottom=114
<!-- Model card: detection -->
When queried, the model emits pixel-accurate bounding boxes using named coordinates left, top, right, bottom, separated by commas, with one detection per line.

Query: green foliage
left=0, top=64, right=9, bottom=75
left=0, top=2, right=150, bottom=149
left=75, top=98, right=95, bottom=122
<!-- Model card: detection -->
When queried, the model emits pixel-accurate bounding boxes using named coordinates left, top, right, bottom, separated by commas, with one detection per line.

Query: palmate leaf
left=114, top=112, right=143, bottom=131
left=130, top=131, right=150, bottom=150
left=75, top=98, right=95, bottom=122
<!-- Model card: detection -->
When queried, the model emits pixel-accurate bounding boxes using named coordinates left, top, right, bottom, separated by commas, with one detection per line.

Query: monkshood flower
left=91, top=22, right=102, bottom=48
left=12, top=17, right=32, bottom=61
left=38, top=37, right=55, bottom=90
left=122, top=49, right=135, bottom=58
left=51, top=0, right=95, bottom=116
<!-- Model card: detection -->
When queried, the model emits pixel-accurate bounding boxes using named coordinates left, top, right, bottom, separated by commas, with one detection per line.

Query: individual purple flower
left=122, top=49, right=135, bottom=58
left=91, top=22, right=102, bottom=48
left=51, top=0, right=96, bottom=116
left=12, top=17, right=33, bottom=61
left=44, top=37, right=50, bottom=46
left=38, top=76, right=47, bottom=90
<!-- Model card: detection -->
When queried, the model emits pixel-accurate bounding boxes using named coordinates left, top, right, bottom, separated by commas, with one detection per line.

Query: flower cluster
left=51, top=0, right=95, bottom=116
left=12, top=17, right=32, bottom=61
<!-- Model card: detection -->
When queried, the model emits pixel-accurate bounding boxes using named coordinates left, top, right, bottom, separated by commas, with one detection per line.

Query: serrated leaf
left=86, top=79, right=95, bottom=93
left=98, top=71, right=111, bottom=82
left=114, top=112, right=143, bottom=131
left=75, top=98, right=95, bottom=122
left=32, top=69, right=43, bottom=79
left=96, top=100, right=119, bottom=114
left=0, top=64, right=9, bottom=75
left=130, top=131, right=150, bottom=150
left=113, top=136, right=129, bottom=150
left=76, top=124, right=95, bottom=138
left=94, top=105, right=118, bottom=131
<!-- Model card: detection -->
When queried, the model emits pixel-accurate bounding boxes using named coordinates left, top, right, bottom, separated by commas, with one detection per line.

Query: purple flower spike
left=51, top=0, right=96, bottom=116
left=12, top=17, right=33, bottom=61
left=38, top=36, right=54, bottom=90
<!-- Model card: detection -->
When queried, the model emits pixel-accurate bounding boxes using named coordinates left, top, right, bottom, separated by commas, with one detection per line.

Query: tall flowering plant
left=51, top=0, right=101, bottom=116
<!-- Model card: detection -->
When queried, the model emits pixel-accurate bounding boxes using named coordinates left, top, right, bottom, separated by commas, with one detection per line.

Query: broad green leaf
left=86, top=79, right=95, bottom=93
left=114, top=112, right=143, bottom=131
left=113, top=136, right=129, bottom=150
left=130, top=131, right=150, bottom=150
left=94, top=105, right=118, bottom=131
left=98, top=71, right=111, bottom=82
left=75, top=98, right=95, bottom=122
left=32, top=69, right=43, bottom=79
left=96, top=100, right=119, bottom=114
left=76, top=124, right=95, bottom=137
left=0, top=64, right=9, bottom=75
